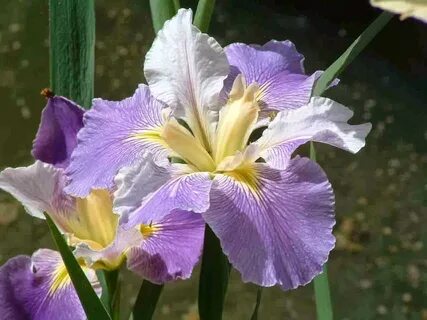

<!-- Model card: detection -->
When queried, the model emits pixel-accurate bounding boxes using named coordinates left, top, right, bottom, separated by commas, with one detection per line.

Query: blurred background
left=0, top=0, right=426, bottom=319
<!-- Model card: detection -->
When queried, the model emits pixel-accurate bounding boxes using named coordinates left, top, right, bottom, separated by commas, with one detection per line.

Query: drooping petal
left=32, top=96, right=84, bottom=169
left=370, top=0, right=427, bottom=23
left=255, top=96, right=372, bottom=169
left=0, top=161, right=73, bottom=219
left=126, top=209, right=205, bottom=284
left=203, top=158, right=335, bottom=290
left=65, top=84, right=168, bottom=197
left=224, top=41, right=322, bottom=111
left=144, top=8, right=229, bottom=152
left=0, top=249, right=100, bottom=320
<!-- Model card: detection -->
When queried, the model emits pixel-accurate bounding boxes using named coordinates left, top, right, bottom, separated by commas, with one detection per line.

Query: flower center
left=161, top=75, right=260, bottom=173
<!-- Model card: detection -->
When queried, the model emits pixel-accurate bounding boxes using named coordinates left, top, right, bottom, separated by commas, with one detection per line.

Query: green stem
left=198, top=226, right=230, bottom=320
left=149, top=0, right=177, bottom=34
left=105, top=270, right=120, bottom=318
left=132, top=280, right=164, bottom=320
left=250, top=287, right=263, bottom=320
left=194, top=0, right=216, bottom=32
left=49, top=0, right=95, bottom=108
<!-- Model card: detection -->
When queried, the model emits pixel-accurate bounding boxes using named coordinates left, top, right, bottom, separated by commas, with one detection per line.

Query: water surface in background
left=0, top=1, right=426, bottom=319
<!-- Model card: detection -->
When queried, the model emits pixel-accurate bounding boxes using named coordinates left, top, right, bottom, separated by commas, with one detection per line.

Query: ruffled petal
left=32, top=96, right=84, bottom=169
left=0, top=249, right=100, bottom=320
left=224, top=41, right=322, bottom=111
left=115, top=157, right=212, bottom=228
left=126, top=210, right=205, bottom=283
left=255, top=96, right=372, bottom=169
left=0, top=161, right=73, bottom=219
left=203, top=158, right=335, bottom=290
left=144, top=8, right=229, bottom=151
left=65, top=84, right=168, bottom=197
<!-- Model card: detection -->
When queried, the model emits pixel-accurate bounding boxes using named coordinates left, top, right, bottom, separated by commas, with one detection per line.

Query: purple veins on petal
left=202, top=157, right=335, bottom=290
left=0, top=249, right=100, bottom=320
left=126, top=209, right=205, bottom=284
left=65, top=84, right=168, bottom=197
left=32, top=95, right=84, bottom=169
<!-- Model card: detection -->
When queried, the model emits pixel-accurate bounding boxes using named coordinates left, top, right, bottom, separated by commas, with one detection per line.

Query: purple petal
left=202, top=157, right=335, bottom=290
left=0, top=249, right=100, bottom=320
left=32, top=96, right=84, bottom=169
left=127, top=209, right=205, bottom=283
left=65, top=84, right=168, bottom=197
left=224, top=41, right=321, bottom=111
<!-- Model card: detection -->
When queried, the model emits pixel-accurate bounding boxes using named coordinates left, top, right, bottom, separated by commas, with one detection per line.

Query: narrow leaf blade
left=194, top=0, right=216, bottom=32
left=198, top=226, right=230, bottom=320
left=131, top=280, right=164, bottom=320
left=250, top=287, right=263, bottom=320
left=313, top=11, right=393, bottom=96
left=149, top=0, right=177, bottom=34
left=45, top=214, right=111, bottom=320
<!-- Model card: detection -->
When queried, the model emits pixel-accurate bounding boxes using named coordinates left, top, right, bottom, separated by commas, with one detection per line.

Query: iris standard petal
left=203, top=157, right=335, bottom=290
left=65, top=84, right=168, bottom=197
left=32, top=96, right=84, bottom=169
left=0, top=161, right=73, bottom=219
left=0, top=249, right=100, bottom=320
left=224, top=41, right=322, bottom=111
left=144, top=8, right=229, bottom=152
left=255, top=96, right=372, bottom=169
left=126, top=209, right=205, bottom=284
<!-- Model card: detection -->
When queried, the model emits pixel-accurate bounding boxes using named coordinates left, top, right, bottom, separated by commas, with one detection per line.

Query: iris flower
left=0, top=94, right=205, bottom=318
left=68, top=9, right=370, bottom=290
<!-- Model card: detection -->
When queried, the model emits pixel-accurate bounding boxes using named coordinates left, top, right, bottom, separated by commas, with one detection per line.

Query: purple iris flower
left=64, top=9, right=370, bottom=290
left=0, top=249, right=100, bottom=320
left=0, top=92, right=206, bottom=317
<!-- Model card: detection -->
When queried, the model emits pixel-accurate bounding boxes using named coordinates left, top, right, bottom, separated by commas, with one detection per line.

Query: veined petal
left=115, top=157, right=212, bottom=228
left=126, top=209, right=205, bottom=283
left=255, top=97, right=372, bottom=169
left=32, top=96, right=84, bottom=169
left=65, top=84, right=168, bottom=197
left=203, top=158, right=335, bottom=290
left=0, top=161, right=73, bottom=219
left=144, top=8, right=229, bottom=152
left=0, top=249, right=100, bottom=320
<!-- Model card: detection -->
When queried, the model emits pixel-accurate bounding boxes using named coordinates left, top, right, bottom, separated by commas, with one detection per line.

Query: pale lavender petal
left=0, top=249, right=100, bottom=320
left=202, top=157, right=335, bottom=290
left=123, top=171, right=212, bottom=228
left=32, top=96, right=84, bottom=169
left=65, top=84, right=168, bottom=197
left=126, top=209, right=205, bottom=283
left=0, top=161, right=74, bottom=219
left=224, top=41, right=322, bottom=111
left=255, top=96, right=372, bottom=169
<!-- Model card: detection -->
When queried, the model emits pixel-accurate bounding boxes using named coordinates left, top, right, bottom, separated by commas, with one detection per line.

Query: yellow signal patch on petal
left=140, top=223, right=160, bottom=238
left=223, top=163, right=260, bottom=195
left=49, top=259, right=89, bottom=295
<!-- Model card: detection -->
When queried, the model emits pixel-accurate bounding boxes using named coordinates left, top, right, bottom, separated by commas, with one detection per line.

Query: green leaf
left=131, top=280, right=164, bottom=320
left=45, top=214, right=111, bottom=320
left=194, top=0, right=216, bottom=32
left=49, top=0, right=95, bottom=108
left=149, top=0, right=177, bottom=34
left=250, top=287, right=263, bottom=320
left=313, top=11, right=393, bottom=97
left=198, top=226, right=230, bottom=320
left=313, top=265, right=333, bottom=320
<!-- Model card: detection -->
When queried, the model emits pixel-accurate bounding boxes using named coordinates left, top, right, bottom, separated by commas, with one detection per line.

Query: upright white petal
left=255, top=97, right=372, bottom=169
left=0, top=161, right=68, bottom=219
left=144, top=8, right=229, bottom=151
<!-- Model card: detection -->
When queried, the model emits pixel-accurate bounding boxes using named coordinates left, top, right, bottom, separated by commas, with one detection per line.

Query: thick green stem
left=49, top=0, right=95, bottom=108
left=194, top=0, right=216, bottom=32
left=132, top=280, right=164, bottom=320
left=198, top=226, right=230, bottom=320
left=149, top=0, right=177, bottom=34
